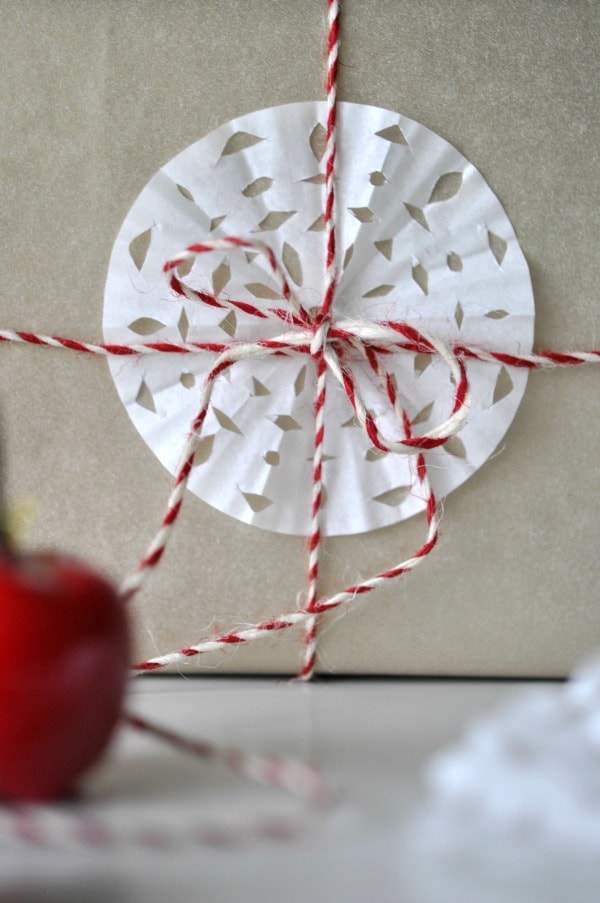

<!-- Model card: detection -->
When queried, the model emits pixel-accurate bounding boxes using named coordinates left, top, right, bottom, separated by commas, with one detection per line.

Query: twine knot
left=309, top=311, right=331, bottom=358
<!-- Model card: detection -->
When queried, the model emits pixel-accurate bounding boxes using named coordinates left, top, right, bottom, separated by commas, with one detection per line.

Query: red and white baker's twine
left=301, top=0, right=341, bottom=680
left=3, top=249, right=598, bottom=687
left=1, top=0, right=599, bottom=851
left=0, top=708, right=330, bottom=851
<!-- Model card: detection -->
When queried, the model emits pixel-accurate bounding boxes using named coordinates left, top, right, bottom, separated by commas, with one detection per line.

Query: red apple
left=0, top=549, right=130, bottom=801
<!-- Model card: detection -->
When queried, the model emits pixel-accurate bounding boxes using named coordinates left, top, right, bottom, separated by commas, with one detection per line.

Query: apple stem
left=0, top=424, right=12, bottom=555
left=0, top=516, right=11, bottom=554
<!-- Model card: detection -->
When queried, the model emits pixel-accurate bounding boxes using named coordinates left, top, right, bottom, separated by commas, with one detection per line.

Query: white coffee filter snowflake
left=104, top=102, right=534, bottom=536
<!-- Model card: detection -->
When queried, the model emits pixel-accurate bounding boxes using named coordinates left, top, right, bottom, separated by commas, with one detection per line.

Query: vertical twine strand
left=298, top=0, right=341, bottom=680
left=299, top=319, right=330, bottom=681
left=322, top=0, right=339, bottom=318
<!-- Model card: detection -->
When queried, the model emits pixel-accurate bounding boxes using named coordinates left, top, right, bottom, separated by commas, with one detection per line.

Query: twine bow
left=107, top=217, right=596, bottom=680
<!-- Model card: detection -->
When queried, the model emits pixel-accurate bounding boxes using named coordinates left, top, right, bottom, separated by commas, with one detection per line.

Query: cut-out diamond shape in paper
left=221, top=132, right=264, bottom=156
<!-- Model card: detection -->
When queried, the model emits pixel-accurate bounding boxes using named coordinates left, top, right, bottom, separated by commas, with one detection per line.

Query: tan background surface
left=0, top=0, right=598, bottom=675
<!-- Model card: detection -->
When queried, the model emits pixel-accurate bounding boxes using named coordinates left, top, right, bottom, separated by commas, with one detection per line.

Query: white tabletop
left=0, top=676, right=583, bottom=903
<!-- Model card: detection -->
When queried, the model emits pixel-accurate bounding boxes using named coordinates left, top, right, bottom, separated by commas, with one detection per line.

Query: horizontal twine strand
left=3, top=326, right=597, bottom=368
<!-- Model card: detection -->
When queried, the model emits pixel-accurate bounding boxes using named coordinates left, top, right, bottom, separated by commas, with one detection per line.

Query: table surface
left=0, top=675, right=585, bottom=903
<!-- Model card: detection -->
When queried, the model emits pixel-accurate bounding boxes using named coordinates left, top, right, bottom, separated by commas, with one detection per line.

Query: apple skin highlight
left=0, top=551, right=130, bottom=801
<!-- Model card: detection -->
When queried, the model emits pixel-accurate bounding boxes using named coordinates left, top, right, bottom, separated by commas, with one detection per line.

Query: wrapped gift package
left=0, top=0, right=598, bottom=676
